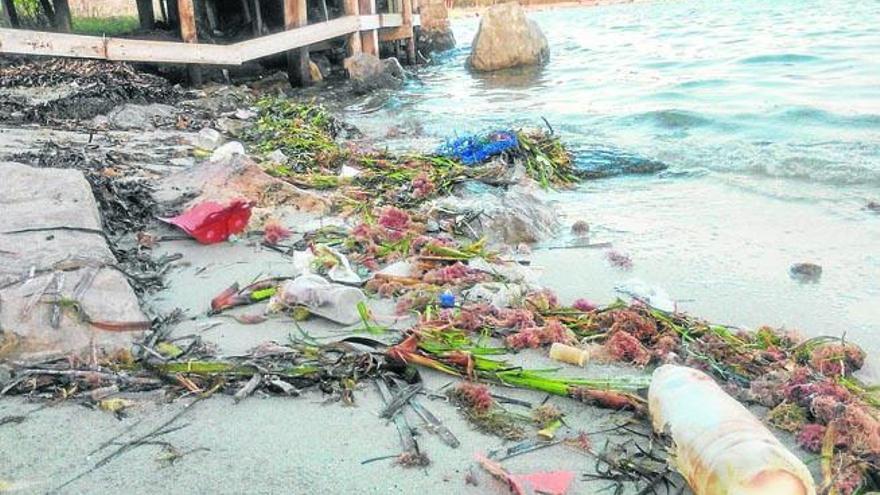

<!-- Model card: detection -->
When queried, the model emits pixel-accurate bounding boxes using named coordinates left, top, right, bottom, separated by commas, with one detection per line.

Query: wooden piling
left=177, top=0, right=203, bottom=86
left=402, top=0, right=415, bottom=63
left=167, top=0, right=180, bottom=26
left=252, top=0, right=263, bottom=36
left=343, top=0, right=362, bottom=56
left=52, top=0, right=71, bottom=33
left=284, top=0, right=310, bottom=86
left=359, top=0, right=379, bottom=56
left=2, top=0, right=20, bottom=28
left=136, top=0, right=156, bottom=31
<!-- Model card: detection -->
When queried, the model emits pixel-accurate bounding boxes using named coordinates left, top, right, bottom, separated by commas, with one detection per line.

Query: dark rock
left=344, top=53, right=406, bottom=94
left=571, top=220, right=590, bottom=236
left=790, top=262, right=822, bottom=283
left=417, top=26, right=456, bottom=55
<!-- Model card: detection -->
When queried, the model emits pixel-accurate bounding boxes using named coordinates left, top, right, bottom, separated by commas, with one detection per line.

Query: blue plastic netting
left=437, top=131, right=519, bottom=165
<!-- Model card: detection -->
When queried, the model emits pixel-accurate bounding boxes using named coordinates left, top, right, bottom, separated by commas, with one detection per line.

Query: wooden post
left=204, top=0, right=219, bottom=32
left=251, top=0, right=263, bottom=36
left=136, top=0, right=156, bottom=30
left=284, top=0, right=310, bottom=87
left=2, top=0, right=20, bottom=28
left=240, top=0, right=252, bottom=24
left=402, top=0, right=415, bottom=63
left=167, top=0, right=180, bottom=26
left=342, top=0, right=361, bottom=56
left=52, top=0, right=71, bottom=32
left=39, top=0, right=55, bottom=27
left=178, top=0, right=203, bottom=86
left=359, top=0, right=378, bottom=56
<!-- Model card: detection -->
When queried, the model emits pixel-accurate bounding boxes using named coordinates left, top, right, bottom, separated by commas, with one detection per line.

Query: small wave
left=675, top=78, right=728, bottom=89
left=770, top=107, right=880, bottom=128
left=625, top=109, right=714, bottom=130
left=572, top=145, right=668, bottom=179
left=739, top=53, right=821, bottom=64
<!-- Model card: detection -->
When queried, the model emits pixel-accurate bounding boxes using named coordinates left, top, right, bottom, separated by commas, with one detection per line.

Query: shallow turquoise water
left=344, top=0, right=880, bottom=369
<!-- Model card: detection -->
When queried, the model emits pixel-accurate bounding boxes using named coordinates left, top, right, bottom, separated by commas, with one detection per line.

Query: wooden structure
left=0, top=0, right=421, bottom=86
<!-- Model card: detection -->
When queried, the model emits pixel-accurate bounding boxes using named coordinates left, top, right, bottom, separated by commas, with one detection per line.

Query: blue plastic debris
left=438, top=131, right=519, bottom=165
left=439, top=290, right=456, bottom=308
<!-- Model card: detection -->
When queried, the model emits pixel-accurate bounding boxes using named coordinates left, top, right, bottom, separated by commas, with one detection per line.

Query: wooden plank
left=107, top=38, right=233, bottom=65
left=1, top=0, right=20, bottom=28
left=342, top=0, right=361, bottom=56
left=52, top=0, right=71, bottom=33
left=284, top=0, right=310, bottom=86
left=177, top=0, right=202, bottom=86
left=378, top=26, right=411, bottom=42
left=136, top=0, right=156, bottom=31
left=359, top=0, right=379, bottom=56
left=0, top=28, right=106, bottom=59
left=0, top=13, right=393, bottom=67
left=239, top=16, right=358, bottom=62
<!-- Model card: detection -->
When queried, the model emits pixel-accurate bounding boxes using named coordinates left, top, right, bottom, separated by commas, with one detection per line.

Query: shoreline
left=1, top=53, right=878, bottom=494
left=449, top=0, right=648, bottom=17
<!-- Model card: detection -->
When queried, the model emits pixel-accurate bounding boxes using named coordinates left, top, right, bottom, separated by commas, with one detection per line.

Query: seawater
left=341, top=0, right=880, bottom=369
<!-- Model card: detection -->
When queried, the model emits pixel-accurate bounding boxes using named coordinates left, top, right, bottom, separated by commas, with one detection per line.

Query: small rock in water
left=571, top=220, right=590, bottom=236
left=866, top=201, right=880, bottom=213
left=790, top=262, right=822, bottom=282
left=606, top=250, right=633, bottom=270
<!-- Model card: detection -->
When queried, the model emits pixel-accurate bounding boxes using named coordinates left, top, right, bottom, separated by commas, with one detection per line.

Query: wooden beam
left=52, top=0, right=71, bottom=33
left=342, top=0, right=361, bottom=56
left=401, top=0, right=415, bottom=63
left=0, top=15, right=416, bottom=66
left=284, top=0, right=310, bottom=87
left=1, top=0, right=20, bottom=28
left=136, top=0, right=156, bottom=31
left=237, top=17, right=359, bottom=61
left=359, top=0, right=378, bottom=56
left=177, top=0, right=203, bottom=86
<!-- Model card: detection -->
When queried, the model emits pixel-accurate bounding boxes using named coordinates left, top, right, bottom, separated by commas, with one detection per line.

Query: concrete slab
left=0, top=162, right=148, bottom=361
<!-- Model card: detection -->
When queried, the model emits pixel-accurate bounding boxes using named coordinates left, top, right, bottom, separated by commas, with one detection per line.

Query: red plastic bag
left=161, top=199, right=252, bottom=244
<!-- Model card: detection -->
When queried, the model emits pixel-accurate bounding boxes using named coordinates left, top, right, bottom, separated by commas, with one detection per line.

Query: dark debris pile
left=0, top=59, right=181, bottom=123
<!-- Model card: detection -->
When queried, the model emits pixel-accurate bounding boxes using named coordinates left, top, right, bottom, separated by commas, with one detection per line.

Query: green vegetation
left=73, top=16, right=139, bottom=36
left=1, top=0, right=138, bottom=34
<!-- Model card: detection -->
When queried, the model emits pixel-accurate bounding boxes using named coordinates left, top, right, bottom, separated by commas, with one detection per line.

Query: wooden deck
left=0, top=0, right=421, bottom=85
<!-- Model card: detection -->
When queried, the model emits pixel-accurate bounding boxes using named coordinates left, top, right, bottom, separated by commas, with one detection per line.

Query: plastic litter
left=614, top=279, right=676, bottom=313
left=160, top=199, right=252, bottom=244
left=475, top=453, right=574, bottom=495
left=269, top=275, right=366, bottom=325
left=438, top=131, right=519, bottom=165
left=548, top=342, right=591, bottom=367
left=462, top=282, right=526, bottom=309
left=439, top=291, right=455, bottom=308
left=650, top=365, right=816, bottom=495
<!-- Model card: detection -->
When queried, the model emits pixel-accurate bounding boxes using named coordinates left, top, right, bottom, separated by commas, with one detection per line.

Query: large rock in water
left=344, top=53, right=406, bottom=94
left=468, top=3, right=549, bottom=72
